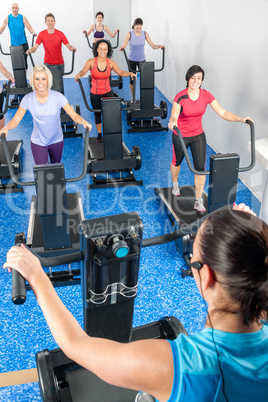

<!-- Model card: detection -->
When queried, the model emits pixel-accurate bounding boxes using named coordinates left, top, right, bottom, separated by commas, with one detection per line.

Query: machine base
left=36, top=316, right=186, bottom=402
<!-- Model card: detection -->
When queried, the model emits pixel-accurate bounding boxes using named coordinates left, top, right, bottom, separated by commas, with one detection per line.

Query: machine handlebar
left=31, top=33, right=36, bottom=48
left=154, top=47, right=165, bottom=73
left=11, top=202, right=234, bottom=305
left=83, top=30, right=120, bottom=50
left=11, top=232, right=83, bottom=305
left=0, top=127, right=90, bottom=186
left=0, top=43, right=10, bottom=56
left=173, top=120, right=255, bottom=176
left=66, top=127, right=89, bottom=182
left=63, top=50, right=75, bottom=76
left=0, top=80, right=11, bottom=117
left=239, top=119, right=255, bottom=172
left=121, top=47, right=165, bottom=73
left=0, top=38, right=36, bottom=67
left=1, top=133, right=35, bottom=186
left=77, top=76, right=136, bottom=112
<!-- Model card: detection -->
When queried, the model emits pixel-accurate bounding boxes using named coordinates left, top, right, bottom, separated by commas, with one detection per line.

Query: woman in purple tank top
left=120, top=17, right=165, bottom=100
left=0, top=65, right=92, bottom=165
left=85, top=11, right=119, bottom=44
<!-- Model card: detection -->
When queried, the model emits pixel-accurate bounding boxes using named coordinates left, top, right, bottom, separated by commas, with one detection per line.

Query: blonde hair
left=29, top=65, right=53, bottom=90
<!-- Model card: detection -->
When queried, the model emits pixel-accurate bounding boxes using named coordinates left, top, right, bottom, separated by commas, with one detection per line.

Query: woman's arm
left=104, top=25, right=119, bottom=38
left=210, top=99, right=253, bottom=123
left=119, top=32, right=131, bottom=51
left=86, top=24, right=95, bottom=37
left=74, top=59, right=94, bottom=82
left=63, top=102, right=92, bottom=130
left=168, top=101, right=181, bottom=130
left=4, top=245, right=174, bottom=402
left=145, top=32, right=165, bottom=50
left=0, top=106, right=26, bottom=137
left=109, top=59, right=136, bottom=79
left=0, top=62, right=15, bottom=83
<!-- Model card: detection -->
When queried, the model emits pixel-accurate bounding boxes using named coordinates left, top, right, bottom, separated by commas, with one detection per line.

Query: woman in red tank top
left=75, top=39, right=136, bottom=142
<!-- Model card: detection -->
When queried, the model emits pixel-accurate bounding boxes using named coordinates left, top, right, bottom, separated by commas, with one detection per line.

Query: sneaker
left=97, top=133, right=103, bottom=143
left=194, top=198, right=206, bottom=212
left=172, top=186, right=180, bottom=196
left=135, top=392, right=155, bottom=402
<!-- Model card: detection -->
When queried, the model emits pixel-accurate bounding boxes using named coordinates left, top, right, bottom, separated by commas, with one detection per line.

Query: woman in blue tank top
left=120, top=17, right=165, bottom=100
left=5, top=203, right=268, bottom=402
left=85, top=11, right=119, bottom=44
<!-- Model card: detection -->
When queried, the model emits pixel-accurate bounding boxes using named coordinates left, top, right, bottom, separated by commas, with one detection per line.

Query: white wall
left=0, top=0, right=95, bottom=75
left=1, top=0, right=267, bottom=201
left=132, top=0, right=268, bottom=202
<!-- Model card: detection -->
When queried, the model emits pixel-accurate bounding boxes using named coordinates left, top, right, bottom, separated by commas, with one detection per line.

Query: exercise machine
left=11, top=210, right=200, bottom=401
left=122, top=48, right=168, bottom=133
left=1, top=128, right=89, bottom=286
left=0, top=36, right=35, bottom=108
left=44, top=50, right=82, bottom=139
left=82, top=30, right=123, bottom=93
left=78, top=78, right=142, bottom=189
left=0, top=81, right=23, bottom=193
left=154, top=121, right=256, bottom=265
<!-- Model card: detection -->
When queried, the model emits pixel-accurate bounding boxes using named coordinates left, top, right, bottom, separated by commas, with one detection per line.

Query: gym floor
left=0, top=76, right=261, bottom=401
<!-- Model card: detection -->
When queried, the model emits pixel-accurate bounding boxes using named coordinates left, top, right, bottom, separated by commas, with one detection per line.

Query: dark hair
left=199, top=210, right=268, bottom=325
left=185, top=65, right=205, bottom=87
left=132, top=17, right=143, bottom=29
left=93, top=39, right=113, bottom=58
left=96, top=11, right=104, bottom=18
left=45, top=13, right=55, bottom=21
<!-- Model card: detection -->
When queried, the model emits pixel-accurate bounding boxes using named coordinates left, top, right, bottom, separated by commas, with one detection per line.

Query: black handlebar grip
left=12, top=233, right=26, bottom=305
left=12, top=270, right=26, bottom=305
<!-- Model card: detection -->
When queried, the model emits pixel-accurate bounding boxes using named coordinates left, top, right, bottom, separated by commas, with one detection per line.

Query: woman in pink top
left=168, top=65, right=253, bottom=212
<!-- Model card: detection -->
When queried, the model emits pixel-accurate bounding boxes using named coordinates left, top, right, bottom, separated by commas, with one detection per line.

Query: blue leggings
left=31, top=141, right=64, bottom=165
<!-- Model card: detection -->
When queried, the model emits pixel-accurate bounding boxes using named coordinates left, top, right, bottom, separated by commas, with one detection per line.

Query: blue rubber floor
left=0, top=76, right=261, bottom=401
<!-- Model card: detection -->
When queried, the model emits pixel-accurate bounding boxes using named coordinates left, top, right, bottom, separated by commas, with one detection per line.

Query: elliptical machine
left=0, top=35, right=35, bottom=108
left=10, top=209, right=206, bottom=401
left=77, top=78, right=142, bottom=188
left=122, top=48, right=168, bottom=133
left=1, top=128, right=90, bottom=287
left=0, top=81, right=23, bottom=193
left=155, top=122, right=256, bottom=267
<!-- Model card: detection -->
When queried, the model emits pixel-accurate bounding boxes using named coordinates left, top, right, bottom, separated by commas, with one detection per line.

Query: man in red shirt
left=27, top=13, right=76, bottom=93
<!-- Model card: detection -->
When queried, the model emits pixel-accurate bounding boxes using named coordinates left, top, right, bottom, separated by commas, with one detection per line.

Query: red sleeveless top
left=90, top=57, right=112, bottom=95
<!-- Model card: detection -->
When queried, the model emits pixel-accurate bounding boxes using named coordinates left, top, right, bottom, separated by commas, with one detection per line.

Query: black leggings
left=172, top=132, right=206, bottom=171
left=90, top=90, right=114, bottom=124
left=0, top=92, right=4, bottom=120
left=21, top=43, right=29, bottom=69
left=128, top=59, right=145, bottom=84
